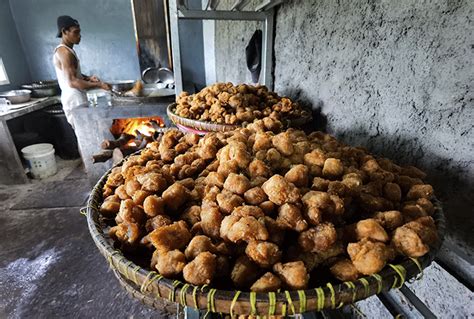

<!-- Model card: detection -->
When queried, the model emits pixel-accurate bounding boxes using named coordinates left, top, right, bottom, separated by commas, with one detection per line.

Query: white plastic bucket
left=21, top=143, right=57, bottom=179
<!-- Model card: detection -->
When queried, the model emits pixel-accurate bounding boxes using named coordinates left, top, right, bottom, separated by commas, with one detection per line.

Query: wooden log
left=92, top=150, right=113, bottom=163
left=101, top=133, right=135, bottom=150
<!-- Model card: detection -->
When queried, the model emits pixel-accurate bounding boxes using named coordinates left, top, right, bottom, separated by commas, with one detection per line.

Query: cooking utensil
left=157, top=68, right=174, bottom=85
left=142, top=67, right=160, bottom=84
left=20, top=80, right=60, bottom=98
left=109, top=80, right=135, bottom=92
left=0, top=89, right=32, bottom=104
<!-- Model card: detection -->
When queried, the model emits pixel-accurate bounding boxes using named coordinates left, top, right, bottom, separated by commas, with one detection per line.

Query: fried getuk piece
left=220, top=214, right=269, bottom=243
left=347, top=238, right=395, bottom=275
left=148, top=221, right=192, bottom=252
left=250, top=272, right=282, bottom=292
left=183, top=252, right=217, bottom=285
left=391, top=216, right=438, bottom=257
left=262, top=175, right=301, bottom=205
left=245, top=240, right=282, bottom=268
left=231, top=255, right=261, bottom=288
left=329, top=258, right=359, bottom=281
left=155, top=249, right=187, bottom=277
left=273, top=261, right=309, bottom=290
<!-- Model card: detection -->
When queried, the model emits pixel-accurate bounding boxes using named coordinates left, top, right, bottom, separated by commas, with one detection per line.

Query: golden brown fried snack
left=115, top=199, right=146, bottom=225
left=248, top=159, right=272, bottom=178
left=231, top=255, right=261, bottom=288
left=276, top=203, right=308, bottom=232
left=162, top=182, right=190, bottom=211
left=355, top=219, right=389, bottom=243
left=272, top=132, right=294, bottom=156
left=253, top=132, right=273, bottom=152
left=406, top=184, right=434, bottom=200
left=115, top=185, right=130, bottom=200
left=233, top=205, right=264, bottom=218
left=347, top=239, right=394, bottom=275
left=245, top=240, right=282, bottom=268
left=216, top=190, right=244, bottom=215
left=244, top=187, right=268, bottom=205
left=223, top=173, right=251, bottom=195
left=383, top=182, right=402, bottom=202
left=200, top=203, right=223, bottom=239
left=329, top=259, right=359, bottom=281
left=285, top=164, right=310, bottom=187
left=391, top=216, right=438, bottom=257
left=180, top=205, right=201, bottom=226
left=143, top=195, right=165, bottom=217
left=100, top=195, right=121, bottom=218
left=311, top=177, right=330, bottom=192
left=205, top=171, right=226, bottom=188
left=148, top=221, right=192, bottom=252
left=373, top=210, right=403, bottom=230
left=262, top=175, right=301, bottom=205
left=322, top=158, right=344, bottom=179
left=298, top=223, right=337, bottom=253
left=106, top=167, right=124, bottom=187
left=183, top=252, right=217, bottom=285
left=156, top=249, right=186, bottom=277
left=109, top=222, right=142, bottom=247
left=273, top=261, right=309, bottom=290
left=260, top=217, right=285, bottom=245
left=250, top=272, right=282, bottom=292
left=220, top=214, right=268, bottom=243
left=304, top=149, right=326, bottom=168
left=125, top=179, right=141, bottom=197
left=259, top=200, right=276, bottom=215
left=145, top=215, right=172, bottom=233
left=184, top=235, right=216, bottom=260
left=137, top=172, right=168, bottom=193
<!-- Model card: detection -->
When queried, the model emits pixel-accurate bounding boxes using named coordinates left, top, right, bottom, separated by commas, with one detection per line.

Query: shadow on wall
left=285, top=88, right=473, bottom=256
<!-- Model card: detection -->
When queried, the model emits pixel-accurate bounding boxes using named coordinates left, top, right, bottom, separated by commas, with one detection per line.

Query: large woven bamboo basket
left=86, top=158, right=446, bottom=316
left=167, top=103, right=313, bottom=133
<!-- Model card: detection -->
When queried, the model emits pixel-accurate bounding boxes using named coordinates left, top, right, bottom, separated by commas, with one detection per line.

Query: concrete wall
left=179, top=0, right=206, bottom=89
left=0, top=0, right=31, bottom=90
left=215, top=0, right=474, bottom=253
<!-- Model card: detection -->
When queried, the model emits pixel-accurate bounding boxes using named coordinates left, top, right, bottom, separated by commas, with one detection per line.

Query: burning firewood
left=101, top=133, right=135, bottom=150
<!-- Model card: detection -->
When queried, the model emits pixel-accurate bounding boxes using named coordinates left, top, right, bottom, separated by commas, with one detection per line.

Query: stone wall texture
left=215, top=0, right=474, bottom=254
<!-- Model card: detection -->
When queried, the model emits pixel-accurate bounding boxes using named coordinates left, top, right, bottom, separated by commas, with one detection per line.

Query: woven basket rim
left=86, top=153, right=446, bottom=315
left=167, top=103, right=313, bottom=132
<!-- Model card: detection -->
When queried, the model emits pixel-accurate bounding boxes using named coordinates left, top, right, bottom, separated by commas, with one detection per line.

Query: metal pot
left=108, top=80, right=135, bottom=92
left=0, top=89, right=32, bottom=104
left=21, top=80, right=60, bottom=97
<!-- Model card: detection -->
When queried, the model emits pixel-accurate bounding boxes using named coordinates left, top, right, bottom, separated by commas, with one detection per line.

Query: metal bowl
left=108, top=80, right=135, bottom=92
left=0, top=89, right=32, bottom=104
left=21, top=80, right=60, bottom=97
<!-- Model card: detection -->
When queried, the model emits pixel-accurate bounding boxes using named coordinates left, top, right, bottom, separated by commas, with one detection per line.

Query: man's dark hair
left=56, top=15, right=79, bottom=38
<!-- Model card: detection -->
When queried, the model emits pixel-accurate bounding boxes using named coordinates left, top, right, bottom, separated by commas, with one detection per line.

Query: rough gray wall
left=8, top=0, right=141, bottom=82
left=215, top=0, right=474, bottom=253
left=215, top=0, right=261, bottom=84
left=179, top=0, right=206, bottom=88
left=0, top=0, right=31, bottom=90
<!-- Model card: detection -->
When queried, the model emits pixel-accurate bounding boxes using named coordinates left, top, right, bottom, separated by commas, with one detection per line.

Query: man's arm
left=57, top=48, right=109, bottom=90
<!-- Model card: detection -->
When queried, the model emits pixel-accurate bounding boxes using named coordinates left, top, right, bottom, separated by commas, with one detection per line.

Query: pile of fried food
left=174, top=83, right=311, bottom=125
left=100, top=118, right=438, bottom=292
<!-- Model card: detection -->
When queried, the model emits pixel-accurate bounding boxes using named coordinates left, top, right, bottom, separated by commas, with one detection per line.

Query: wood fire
left=92, top=117, right=166, bottom=164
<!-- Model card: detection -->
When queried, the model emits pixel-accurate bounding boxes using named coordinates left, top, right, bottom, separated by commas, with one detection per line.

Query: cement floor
left=0, top=159, right=169, bottom=318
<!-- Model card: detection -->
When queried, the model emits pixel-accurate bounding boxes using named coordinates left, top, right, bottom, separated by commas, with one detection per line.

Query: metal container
left=109, top=80, right=135, bottom=92
left=21, top=80, right=60, bottom=98
left=0, top=89, right=32, bottom=104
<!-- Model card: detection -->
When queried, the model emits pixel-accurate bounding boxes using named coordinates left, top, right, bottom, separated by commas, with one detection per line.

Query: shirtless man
left=53, top=15, right=110, bottom=126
